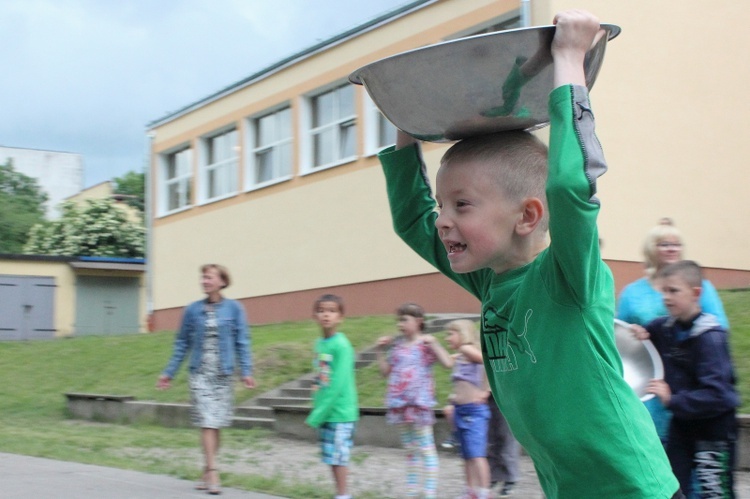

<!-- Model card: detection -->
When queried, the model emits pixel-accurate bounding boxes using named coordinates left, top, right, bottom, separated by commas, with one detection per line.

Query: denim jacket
left=162, top=298, right=252, bottom=378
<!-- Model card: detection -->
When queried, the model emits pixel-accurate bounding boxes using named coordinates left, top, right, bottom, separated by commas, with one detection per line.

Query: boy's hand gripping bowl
left=614, top=319, right=664, bottom=402
left=349, top=24, right=621, bottom=142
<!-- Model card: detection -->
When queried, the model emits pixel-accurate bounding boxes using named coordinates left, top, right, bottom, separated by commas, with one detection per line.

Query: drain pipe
left=144, top=130, right=156, bottom=332
left=520, top=0, right=531, bottom=27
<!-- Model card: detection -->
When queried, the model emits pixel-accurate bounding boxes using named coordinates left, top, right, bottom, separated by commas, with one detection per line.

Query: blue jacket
left=162, top=298, right=252, bottom=378
left=645, top=312, right=739, bottom=421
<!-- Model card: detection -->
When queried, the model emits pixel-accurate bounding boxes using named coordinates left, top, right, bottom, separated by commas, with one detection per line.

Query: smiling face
left=435, top=159, right=523, bottom=274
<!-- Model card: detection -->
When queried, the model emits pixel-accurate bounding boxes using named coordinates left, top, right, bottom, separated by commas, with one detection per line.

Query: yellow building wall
left=0, top=260, right=76, bottom=336
left=150, top=0, right=750, bottom=314
left=532, top=0, right=750, bottom=269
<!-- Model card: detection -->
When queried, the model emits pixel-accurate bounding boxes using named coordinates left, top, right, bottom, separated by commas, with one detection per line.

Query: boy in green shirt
left=306, top=294, right=359, bottom=499
left=378, top=10, right=680, bottom=498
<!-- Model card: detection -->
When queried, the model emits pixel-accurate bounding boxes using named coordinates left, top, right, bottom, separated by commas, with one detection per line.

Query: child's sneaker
left=441, top=436, right=458, bottom=449
left=499, top=482, right=515, bottom=498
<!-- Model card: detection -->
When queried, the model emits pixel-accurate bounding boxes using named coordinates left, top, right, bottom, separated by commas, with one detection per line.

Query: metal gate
left=0, top=275, right=56, bottom=340
left=74, top=275, right=140, bottom=335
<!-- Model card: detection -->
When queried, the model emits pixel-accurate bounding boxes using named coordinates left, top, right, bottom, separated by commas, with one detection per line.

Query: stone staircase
left=232, top=313, right=479, bottom=430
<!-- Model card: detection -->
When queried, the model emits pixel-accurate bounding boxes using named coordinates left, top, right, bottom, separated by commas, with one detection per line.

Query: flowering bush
left=23, top=199, right=145, bottom=257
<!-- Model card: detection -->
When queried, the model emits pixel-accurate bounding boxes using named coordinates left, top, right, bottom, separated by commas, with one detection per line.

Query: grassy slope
left=0, top=290, right=746, bottom=496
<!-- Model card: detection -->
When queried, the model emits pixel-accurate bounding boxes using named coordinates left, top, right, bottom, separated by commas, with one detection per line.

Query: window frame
left=244, top=104, right=294, bottom=191
left=299, top=81, right=358, bottom=175
left=157, top=144, right=193, bottom=217
left=197, top=126, right=239, bottom=205
left=363, top=90, right=397, bottom=157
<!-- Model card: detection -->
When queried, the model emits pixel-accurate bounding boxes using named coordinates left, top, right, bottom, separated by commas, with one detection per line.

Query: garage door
left=75, top=275, right=140, bottom=335
left=0, top=275, right=56, bottom=340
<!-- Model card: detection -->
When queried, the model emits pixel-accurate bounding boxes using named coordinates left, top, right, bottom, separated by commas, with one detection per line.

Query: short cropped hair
left=447, top=319, right=480, bottom=347
left=201, top=263, right=231, bottom=289
left=314, top=294, right=345, bottom=315
left=642, top=218, right=683, bottom=273
left=441, top=130, right=549, bottom=229
left=656, top=260, right=703, bottom=288
left=396, top=302, right=425, bottom=331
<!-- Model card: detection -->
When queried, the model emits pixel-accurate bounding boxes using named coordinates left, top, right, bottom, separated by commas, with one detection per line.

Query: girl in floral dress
left=376, top=303, right=452, bottom=499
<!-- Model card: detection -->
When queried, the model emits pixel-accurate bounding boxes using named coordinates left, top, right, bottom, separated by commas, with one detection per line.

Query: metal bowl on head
left=614, top=319, right=664, bottom=402
left=349, top=24, right=620, bottom=142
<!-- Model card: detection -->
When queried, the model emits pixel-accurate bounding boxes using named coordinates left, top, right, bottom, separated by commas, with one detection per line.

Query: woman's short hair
left=396, top=302, right=425, bottom=331
left=642, top=218, right=683, bottom=273
left=201, top=263, right=231, bottom=289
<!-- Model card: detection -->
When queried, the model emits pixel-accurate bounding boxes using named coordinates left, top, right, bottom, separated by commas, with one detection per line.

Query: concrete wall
left=65, top=395, right=750, bottom=469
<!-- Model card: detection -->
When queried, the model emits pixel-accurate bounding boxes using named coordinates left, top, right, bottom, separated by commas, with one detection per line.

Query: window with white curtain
left=247, top=106, right=292, bottom=188
left=200, top=128, right=238, bottom=203
left=304, top=83, right=357, bottom=171
left=160, top=146, right=192, bottom=215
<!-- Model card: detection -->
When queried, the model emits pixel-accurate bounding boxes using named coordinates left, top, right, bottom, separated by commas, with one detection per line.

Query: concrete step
left=358, top=351, right=377, bottom=361
left=235, top=405, right=274, bottom=418
left=296, top=378, right=315, bottom=389
left=231, top=416, right=275, bottom=429
left=355, top=359, right=374, bottom=369
left=425, top=314, right=480, bottom=333
left=256, top=396, right=311, bottom=407
left=280, top=387, right=312, bottom=398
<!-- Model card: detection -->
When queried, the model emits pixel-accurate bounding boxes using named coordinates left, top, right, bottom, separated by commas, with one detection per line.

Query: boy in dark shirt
left=631, top=260, right=739, bottom=497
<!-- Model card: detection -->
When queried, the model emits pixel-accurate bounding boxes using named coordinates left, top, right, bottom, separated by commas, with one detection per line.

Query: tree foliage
left=23, top=198, right=145, bottom=257
left=0, top=160, right=48, bottom=253
left=113, top=170, right=145, bottom=213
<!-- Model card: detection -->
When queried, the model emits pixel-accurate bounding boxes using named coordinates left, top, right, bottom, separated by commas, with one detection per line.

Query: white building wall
left=0, top=146, right=84, bottom=219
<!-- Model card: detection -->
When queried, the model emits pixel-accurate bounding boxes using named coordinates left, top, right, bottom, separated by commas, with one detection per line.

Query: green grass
left=0, top=290, right=747, bottom=497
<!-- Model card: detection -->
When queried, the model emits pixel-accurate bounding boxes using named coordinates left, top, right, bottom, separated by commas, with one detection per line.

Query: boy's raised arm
left=551, top=10, right=603, bottom=88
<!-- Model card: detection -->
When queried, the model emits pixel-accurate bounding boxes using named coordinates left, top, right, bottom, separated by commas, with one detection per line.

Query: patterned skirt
left=189, top=372, right=234, bottom=429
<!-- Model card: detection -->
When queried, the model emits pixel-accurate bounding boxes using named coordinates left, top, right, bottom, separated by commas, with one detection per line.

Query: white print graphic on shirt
left=482, top=307, right=536, bottom=373
left=313, top=352, right=333, bottom=391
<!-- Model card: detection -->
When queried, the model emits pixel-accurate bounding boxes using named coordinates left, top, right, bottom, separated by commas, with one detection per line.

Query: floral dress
left=189, top=304, right=234, bottom=428
left=385, top=337, right=438, bottom=425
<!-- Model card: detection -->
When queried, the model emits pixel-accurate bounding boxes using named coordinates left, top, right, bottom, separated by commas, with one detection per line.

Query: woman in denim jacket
left=157, top=264, right=254, bottom=495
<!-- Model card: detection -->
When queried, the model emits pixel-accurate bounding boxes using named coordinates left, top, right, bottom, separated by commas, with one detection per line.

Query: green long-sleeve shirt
left=379, top=85, right=678, bottom=498
left=305, top=332, right=359, bottom=428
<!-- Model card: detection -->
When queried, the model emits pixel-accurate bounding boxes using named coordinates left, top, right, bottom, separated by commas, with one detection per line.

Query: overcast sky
left=0, top=0, right=412, bottom=188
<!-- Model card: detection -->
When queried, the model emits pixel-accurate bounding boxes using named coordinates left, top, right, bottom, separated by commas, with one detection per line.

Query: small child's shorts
left=453, top=402, right=490, bottom=460
left=318, top=421, right=356, bottom=466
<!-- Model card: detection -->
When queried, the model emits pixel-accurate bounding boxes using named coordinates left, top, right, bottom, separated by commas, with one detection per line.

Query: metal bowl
left=349, top=24, right=620, bottom=142
left=614, top=319, right=664, bottom=402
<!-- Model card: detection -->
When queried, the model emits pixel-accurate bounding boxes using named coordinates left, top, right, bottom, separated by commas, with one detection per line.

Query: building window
left=304, top=83, right=357, bottom=171
left=363, top=92, right=397, bottom=156
left=200, top=128, right=238, bottom=203
left=247, top=106, right=292, bottom=188
left=449, top=14, right=522, bottom=40
left=160, top=147, right=192, bottom=215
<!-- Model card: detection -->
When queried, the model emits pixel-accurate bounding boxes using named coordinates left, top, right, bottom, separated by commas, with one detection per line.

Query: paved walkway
left=2, top=449, right=748, bottom=498
left=0, top=452, right=282, bottom=499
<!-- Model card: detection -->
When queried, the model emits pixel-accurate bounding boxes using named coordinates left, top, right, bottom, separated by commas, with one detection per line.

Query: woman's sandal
left=195, top=467, right=209, bottom=490
left=206, top=468, right=221, bottom=495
